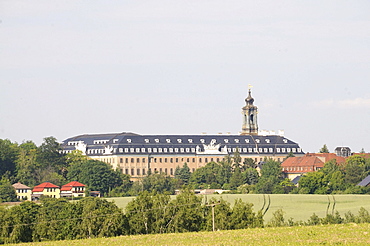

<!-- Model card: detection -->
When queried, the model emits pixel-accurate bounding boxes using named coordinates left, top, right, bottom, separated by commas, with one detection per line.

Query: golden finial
left=248, top=84, right=253, bottom=91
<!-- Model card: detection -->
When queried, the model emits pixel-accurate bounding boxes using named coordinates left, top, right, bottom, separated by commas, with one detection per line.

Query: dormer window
left=166, top=139, right=171, bottom=143
left=224, top=139, right=229, bottom=143
left=188, top=139, right=193, bottom=143
left=265, top=139, right=270, bottom=143
left=235, top=139, right=239, bottom=143
left=155, top=139, right=159, bottom=143
left=145, top=139, right=149, bottom=143
left=177, top=139, right=182, bottom=143
left=283, top=139, right=288, bottom=143
left=200, top=139, right=205, bottom=143
left=245, top=139, right=250, bottom=143
left=255, top=139, right=260, bottom=143
left=127, top=139, right=132, bottom=143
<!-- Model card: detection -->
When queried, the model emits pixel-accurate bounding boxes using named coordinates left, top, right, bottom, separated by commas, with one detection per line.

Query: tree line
left=1, top=192, right=370, bottom=244
left=1, top=137, right=370, bottom=203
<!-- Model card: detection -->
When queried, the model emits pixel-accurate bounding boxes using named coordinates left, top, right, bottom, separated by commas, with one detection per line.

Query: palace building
left=61, top=89, right=304, bottom=179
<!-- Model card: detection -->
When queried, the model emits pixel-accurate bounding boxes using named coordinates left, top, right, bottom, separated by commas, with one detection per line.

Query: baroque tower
left=241, top=88, right=258, bottom=135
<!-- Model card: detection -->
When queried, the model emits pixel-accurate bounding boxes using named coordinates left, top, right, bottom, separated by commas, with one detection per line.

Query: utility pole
left=206, top=202, right=221, bottom=232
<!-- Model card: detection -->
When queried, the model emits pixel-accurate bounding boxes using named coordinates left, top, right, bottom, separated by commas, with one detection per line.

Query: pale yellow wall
left=91, top=153, right=295, bottom=179
left=15, top=189, right=32, bottom=201
left=33, top=188, right=61, bottom=198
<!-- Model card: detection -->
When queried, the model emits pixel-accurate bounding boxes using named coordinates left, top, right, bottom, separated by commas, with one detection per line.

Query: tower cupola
left=241, top=86, right=258, bottom=135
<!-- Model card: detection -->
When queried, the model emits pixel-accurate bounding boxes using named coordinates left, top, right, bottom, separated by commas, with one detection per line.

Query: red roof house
left=32, top=182, right=60, bottom=200
left=281, top=156, right=324, bottom=180
left=60, top=181, right=86, bottom=198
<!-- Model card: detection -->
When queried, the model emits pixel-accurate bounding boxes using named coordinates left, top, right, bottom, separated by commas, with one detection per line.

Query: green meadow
left=106, top=194, right=370, bottom=222
left=7, top=223, right=370, bottom=246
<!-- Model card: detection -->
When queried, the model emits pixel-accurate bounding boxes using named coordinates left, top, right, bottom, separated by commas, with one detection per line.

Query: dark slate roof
left=291, top=175, right=302, bottom=185
left=358, top=175, right=370, bottom=187
left=61, top=132, right=304, bottom=156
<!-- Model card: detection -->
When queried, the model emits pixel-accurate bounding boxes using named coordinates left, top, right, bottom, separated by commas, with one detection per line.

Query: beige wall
left=15, top=189, right=32, bottom=201
left=91, top=153, right=295, bottom=179
left=33, top=188, right=61, bottom=199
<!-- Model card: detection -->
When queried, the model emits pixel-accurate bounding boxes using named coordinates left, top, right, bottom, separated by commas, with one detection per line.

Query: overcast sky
left=1, top=1, right=369, bottom=153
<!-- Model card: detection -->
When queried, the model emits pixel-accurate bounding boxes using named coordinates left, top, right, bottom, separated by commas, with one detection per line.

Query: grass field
left=106, top=194, right=370, bottom=222
left=8, top=223, right=370, bottom=245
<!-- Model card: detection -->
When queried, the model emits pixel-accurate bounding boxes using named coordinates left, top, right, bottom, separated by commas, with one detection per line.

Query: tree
left=15, top=142, right=39, bottom=186
left=229, top=199, right=259, bottom=229
left=77, top=197, right=126, bottom=238
left=203, top=197, right=232, bottom=231
left=1, top=201, right=40, bottom=243
left=319, top=144, right=329, bottom=153
left=255, top=159, right=284, bottom=194
left=243, top=168, right=259, bottom=185
left=126, top=191, right=158, bottom=234
left=0, top=139, right=19, bottom=180
left=298, top=171, right=328, bottom=194
left=67, top=159, right=123, bottom=195
left=164, top=189, right=203, bottom=233
left=345, top=156, right=366, bottom=185
left=229, top=166, right=243, bottom=189
left=174, top=163, right=191, bottom=186
left=142, top=173, right=175, bottom=194
left=0, top=178, right=17, bottom=202
left=242, top=158, right=256, bottom=170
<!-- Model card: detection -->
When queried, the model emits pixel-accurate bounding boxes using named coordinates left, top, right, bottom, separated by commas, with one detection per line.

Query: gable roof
left=281, top=156, right=324, bottom=173
left=306, top=153, right=345, bottom=164
left=32, top=182, right=59, bottom=192
left=358, top=175, right=370, bottom=187
left=61, top=181, right=86, bottom=191
left=12, top=182, right=31, bottom=190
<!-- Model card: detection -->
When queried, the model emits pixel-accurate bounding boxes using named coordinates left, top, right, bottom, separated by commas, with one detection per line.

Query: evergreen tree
left=319, top=144, right=330, bottom=153
left=229, top=166, right=243, bottom=189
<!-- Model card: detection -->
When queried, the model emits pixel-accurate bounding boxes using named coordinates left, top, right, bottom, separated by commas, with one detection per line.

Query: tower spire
left=241, top=86, right=258, bottom=135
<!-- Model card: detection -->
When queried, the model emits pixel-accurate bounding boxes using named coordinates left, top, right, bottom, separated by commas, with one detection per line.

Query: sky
left=1, top=1, right=369, bottom=153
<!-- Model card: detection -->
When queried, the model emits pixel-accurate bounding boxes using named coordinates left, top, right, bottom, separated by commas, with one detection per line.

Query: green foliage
left=319, top=144, right=329, bottom=153
left=0, top=178, right=17, bottom=202
left=203, top=197, right=232, bottom=231
left=174, top=163, right=191, bottom=186
left=78, top=197, right=127, bottom=238
left=229, top=166, right=243, bottom=189
left=0, top=139, right=19, bottom=180
left=267, top=209, right=287, bottom=227
left=190, top=162, right=231, bottom=189
left=165, top=189, right=203, bottom=233
left=1, top=201, right=40, bottom=243
left=243, top=167, right=259, bottom=185
left=229, top=199, right=259, bottom=229
left=345, top=156, right=367, bottom=185
left=142, top=173, right=175, bottom=194
left=255, top=159, right=284, bottom=194
left=67, top=159, right=123, bottom=195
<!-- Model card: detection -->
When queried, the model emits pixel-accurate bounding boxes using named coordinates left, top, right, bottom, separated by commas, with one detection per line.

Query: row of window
left=283, top=166, right=320, bottom=172
left=116, top=157, right=282, bottom=164
left=120, top=167, right=197, bottom=176
left=44, top=188, right=57, bottom=192
left=121, top=138, right=286, bottom=144
left=16, top=189, right=30, bottom=193
left=69, top=138, right=290, bottom=146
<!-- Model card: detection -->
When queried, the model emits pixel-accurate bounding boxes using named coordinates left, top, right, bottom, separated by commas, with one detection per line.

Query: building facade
left=12, top=182, right=32, bottom=201
left=61, top=90, right=304, bottom=179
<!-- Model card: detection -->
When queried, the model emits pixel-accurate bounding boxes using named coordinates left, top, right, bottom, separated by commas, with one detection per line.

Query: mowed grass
left=107, top=194, right=370, bottom=222
left=8, top=223, right=370, bottom=246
